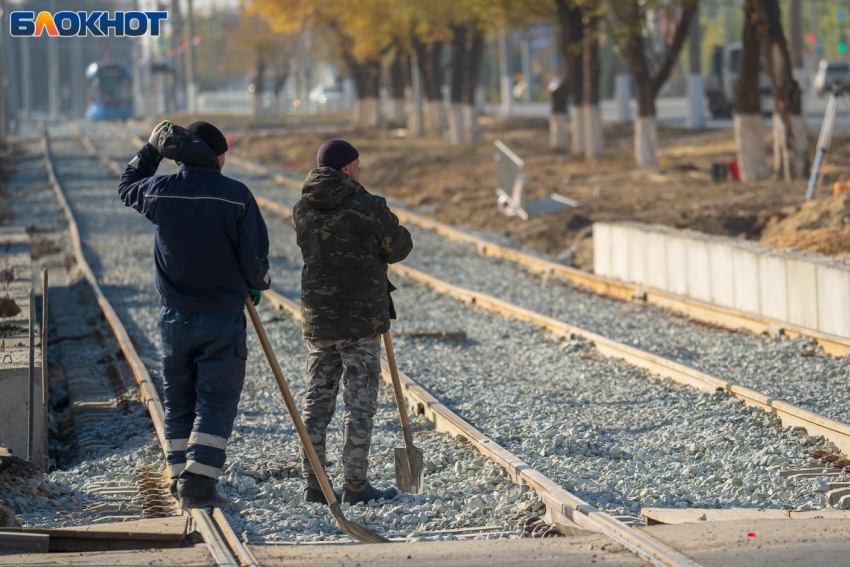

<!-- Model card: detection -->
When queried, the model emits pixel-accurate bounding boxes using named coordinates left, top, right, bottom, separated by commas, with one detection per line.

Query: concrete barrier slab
left=592, top=223, right=612, bottom=277
left=707, top=240, right=735, bottom=308
left=816, top=262, right=850, bottom=338
left=732, top=244, right=760, bottom=314
left=785, top=254, right=819, bottom=330
left=610, top=224, right=630, bottom=281
left=626, top=226, right=647, bottom=284
left=645, top=230, right=667, bottom=291
left=665, top=234, right=688, bottom=296
left=686, top=237, right=711, bottom=302
left=759, top=253, right=788, bottom=321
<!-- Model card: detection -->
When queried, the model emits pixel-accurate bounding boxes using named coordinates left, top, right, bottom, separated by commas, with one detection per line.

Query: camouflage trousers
left=300, top=335, right=381, bottom=492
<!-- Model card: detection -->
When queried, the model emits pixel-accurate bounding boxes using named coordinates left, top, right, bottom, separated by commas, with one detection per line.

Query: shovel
left=244, top=299, right=389, bottom=544
left=382, top=332, right=425, bottom=494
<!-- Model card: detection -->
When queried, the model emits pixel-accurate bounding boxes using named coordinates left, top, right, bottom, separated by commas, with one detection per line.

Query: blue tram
left=85, top=63, right=134, bottom=120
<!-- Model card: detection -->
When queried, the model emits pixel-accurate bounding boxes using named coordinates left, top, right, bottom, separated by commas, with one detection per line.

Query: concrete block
left=816, top=262, right=850, bottom=338
left=0, top=532, right=50, bottom=553
left=732, top=243, right=761, bottom=314
left=707, top=239, right=735, bottom=309
left=592, top=223, right=612, bottom=277
left=626, top=225, right=648, bottom=285
left=610, top=224, right=631, bottom=281
left=825, top=487, right=850, bottom=506
left=0, top=367, right=30, bottom=460
left=759, top=253, right=788, bottom=321
left=665, top=234, right=689, bottom=296
left=645, top=230, right=668, bottom=291
left=686, top=236, right=711, bottom=302
left=784, top=253, right=819, bottom=330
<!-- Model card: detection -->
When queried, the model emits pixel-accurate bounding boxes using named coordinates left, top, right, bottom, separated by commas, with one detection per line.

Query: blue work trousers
left=158, top=307, right=247, bottom=480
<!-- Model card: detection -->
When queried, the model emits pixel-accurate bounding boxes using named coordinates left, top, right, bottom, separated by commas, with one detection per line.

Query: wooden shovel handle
left=244, top=300, right=338, bottom=507
left=382, top=332, right=412, bottom=433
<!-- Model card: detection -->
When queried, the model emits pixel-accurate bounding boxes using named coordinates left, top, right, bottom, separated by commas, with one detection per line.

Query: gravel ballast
left=36, top=123, right=543, bottom=543
left=61, top=123, right=845, bottom=542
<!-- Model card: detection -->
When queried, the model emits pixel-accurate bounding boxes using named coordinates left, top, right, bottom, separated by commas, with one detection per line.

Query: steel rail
left=250, top=193, right=850, bottom=456
left=169, top=136, right=848, bottom=358
left=259, top=288, right=702, bottom=567
left=40, top=124, right=257, bottom=567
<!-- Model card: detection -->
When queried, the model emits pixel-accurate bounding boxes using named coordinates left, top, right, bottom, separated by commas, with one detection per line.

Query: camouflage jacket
left=294, top=167, right=413, bottom=340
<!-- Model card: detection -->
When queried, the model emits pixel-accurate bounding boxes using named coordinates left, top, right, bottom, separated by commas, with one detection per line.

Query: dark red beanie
left=317, top=139, right=359, bottom=170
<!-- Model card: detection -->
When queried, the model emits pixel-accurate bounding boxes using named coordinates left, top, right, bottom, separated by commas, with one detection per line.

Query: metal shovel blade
left=394, top=445, right=425, bottom=494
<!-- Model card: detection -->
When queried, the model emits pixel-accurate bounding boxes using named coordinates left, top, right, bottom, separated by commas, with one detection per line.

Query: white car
left=815, top=60, right=850, bottom=95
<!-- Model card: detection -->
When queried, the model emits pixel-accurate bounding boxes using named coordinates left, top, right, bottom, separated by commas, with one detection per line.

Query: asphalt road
left=485, top=94, right=850, bottom=134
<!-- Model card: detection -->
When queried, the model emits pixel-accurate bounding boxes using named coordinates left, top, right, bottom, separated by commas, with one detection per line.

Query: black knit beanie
left=317, top=139, right=359, bottom=170
left=187, top=121, right=228, bottom=156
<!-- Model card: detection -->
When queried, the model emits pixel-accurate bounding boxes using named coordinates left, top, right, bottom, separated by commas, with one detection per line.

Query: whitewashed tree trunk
left=615, top=73, right=631, bottom=123
left=549, top=112, right=569, bottom=151
left=447, top=102, right=466, bottom=145
left=584, top=104, right=603, bottom=157
left=686, top=74, right=705, bottom=129
left=427, top=100, right=447, bottom=137
left=353, top=99, right=363, bottom=127
left=570, top=111, right=585, bottom=156
left=635, top=116, right=659, bottom=168
left=734, top=113, right=769, bottom=180
left=359, top=97, right=380, bottom=128
left=772, top=113, right=808, bottom=180
left=462, top=103, right=479, bottom=145
left=388, top=97, right=406, bottom=127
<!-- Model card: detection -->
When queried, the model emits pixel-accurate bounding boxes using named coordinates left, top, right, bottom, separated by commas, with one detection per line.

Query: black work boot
left=342, top=481, right=398, bottom=505
left=304, top=485, right=342, bottom=505
left=177, top=472, right=230, bottom=509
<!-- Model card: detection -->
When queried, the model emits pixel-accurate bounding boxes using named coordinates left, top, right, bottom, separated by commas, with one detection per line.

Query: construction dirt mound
left=760, top=193, right=850, bottom=257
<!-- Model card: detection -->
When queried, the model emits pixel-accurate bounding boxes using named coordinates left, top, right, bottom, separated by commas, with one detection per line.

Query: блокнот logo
left=10, top=11, right=168, bottom=37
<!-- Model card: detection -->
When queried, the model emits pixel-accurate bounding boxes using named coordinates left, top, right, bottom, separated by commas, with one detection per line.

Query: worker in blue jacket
left=119, top=121, right=271, bottom=509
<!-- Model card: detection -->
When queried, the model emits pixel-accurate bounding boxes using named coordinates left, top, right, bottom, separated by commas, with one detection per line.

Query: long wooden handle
left=245, top=299, right=338, bottom=507
left=382, top=332, right=413, bottom=447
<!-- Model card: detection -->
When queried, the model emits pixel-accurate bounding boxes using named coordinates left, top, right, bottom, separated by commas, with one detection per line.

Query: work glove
left=148, top=120, right=171, bottom=151
left=248, top=288, right=262, bottom=306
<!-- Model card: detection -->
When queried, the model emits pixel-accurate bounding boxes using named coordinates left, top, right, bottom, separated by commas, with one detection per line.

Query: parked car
left=815, top=60, right=850, bottom=95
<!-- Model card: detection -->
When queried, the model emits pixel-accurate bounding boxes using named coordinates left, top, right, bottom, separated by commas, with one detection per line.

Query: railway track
left=69, top=121, right=707, bottom=566
left=61, top=120, right=850, bottom=563
left=40, top=123, right=258, bottom=567
left=99, top=123, right=850, bottom=458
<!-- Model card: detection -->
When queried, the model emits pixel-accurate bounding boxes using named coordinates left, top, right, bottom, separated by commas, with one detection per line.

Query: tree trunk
left=583, top=14, right=602, bottom=158
left=686, top=6, right=705, bottom=129
left=388, top=51, right=406, bottom=127
left=734, top=0, right=769, bottom=180
left=566, top=3, right=585, bottom=156
left=462, top=32, right=484, bottom=145
left=414, top=39, right=447, bottom=136
left=252, top=51, right=265, bottom=120
left=448, top=24, right=468, bottom=144
left=756, top=0, right=808, bottom=179
left=612, top=0, right=698, bottom=168
left=550, top=0, right=574, bottom=151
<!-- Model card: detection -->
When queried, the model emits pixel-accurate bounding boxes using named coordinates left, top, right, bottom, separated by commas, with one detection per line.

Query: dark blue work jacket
left=119, top=136, right=270, bottom=314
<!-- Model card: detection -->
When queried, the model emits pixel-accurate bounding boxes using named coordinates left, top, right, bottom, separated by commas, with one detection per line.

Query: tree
left=756, top=0, right=808, bottom=179
left=582, top=8, right=602, bottom=157
left=733, top=0, right=769, bottom=180
left=608, top=0, right=699, bottom=167
left=550, top=0, right=583, bottom=152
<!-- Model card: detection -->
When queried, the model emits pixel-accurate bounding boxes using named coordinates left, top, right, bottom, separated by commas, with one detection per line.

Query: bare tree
left=756, top=0, right=808, bottom=179
left=609, top=0, right=699, bottom=167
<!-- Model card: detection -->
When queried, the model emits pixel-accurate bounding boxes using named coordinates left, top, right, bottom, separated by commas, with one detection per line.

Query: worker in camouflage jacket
left=293, top=139, right=413, bottom=505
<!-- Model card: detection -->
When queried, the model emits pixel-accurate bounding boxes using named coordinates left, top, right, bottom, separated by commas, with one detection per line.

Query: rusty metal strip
left=43, top=124, right=257, bottom=567
left=260, top=289, right=701, bottom=567
left=250, top=189, right=850, bottom=454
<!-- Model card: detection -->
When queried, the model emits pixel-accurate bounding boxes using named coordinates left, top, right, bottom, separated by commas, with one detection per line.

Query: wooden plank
left=0, top=516, right=188, bottom=542
left=0, top=532, right=50, bottom=553
left=642, top=508, right=791, bottom=526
